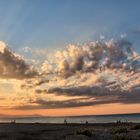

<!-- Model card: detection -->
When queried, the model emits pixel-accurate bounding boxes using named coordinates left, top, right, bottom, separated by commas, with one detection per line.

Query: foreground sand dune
left=0, top=123, right=139, bottom=140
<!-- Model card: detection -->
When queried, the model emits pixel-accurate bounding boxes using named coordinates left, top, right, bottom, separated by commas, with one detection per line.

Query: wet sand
left=0, top=123, right=139, bottom=140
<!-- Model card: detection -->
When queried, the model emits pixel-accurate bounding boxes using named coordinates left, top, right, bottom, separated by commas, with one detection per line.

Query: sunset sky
left=0, top=0, right=140, bottom=116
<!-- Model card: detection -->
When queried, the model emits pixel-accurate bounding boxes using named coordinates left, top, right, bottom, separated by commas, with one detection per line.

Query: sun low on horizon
left=0, top=0, right=139, bottom=117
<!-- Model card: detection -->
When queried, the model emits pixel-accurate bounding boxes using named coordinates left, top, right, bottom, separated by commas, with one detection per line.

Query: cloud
left=0, top=41, right=38, bottom=79
left=41, top=60, right=53, bottom=74
left=22, top=39, right=140, bottom=89
left=0, top=39, right=139, bottom=110
left=29, top=39, right=139, bottom=109
left=21, top=46, right=52, bottom=61
left=14, top=89, right=140, bottom=110
left=0, top=41, right=6, bottom=53
left=47, top=85, right=110, bottom=97
left=14, top=98, right=93, bottom=110
left=20, top=74, right=140, bottom=110
left=42, top=39, right=139, bottom=79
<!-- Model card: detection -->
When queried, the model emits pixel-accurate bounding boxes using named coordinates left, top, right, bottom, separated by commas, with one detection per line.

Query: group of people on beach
left=10, top=120, right=16, bottom=124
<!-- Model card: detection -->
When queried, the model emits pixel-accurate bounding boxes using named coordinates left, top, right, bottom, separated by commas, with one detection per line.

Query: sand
left=0, top=123, right=139, bottom=140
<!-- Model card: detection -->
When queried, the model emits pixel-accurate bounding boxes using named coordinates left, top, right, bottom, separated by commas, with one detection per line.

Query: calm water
left=0, top=114, right=140, bottom=123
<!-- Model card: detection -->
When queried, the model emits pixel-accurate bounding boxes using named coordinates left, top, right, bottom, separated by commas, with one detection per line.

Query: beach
left=0, top=123, right=139, bottom=140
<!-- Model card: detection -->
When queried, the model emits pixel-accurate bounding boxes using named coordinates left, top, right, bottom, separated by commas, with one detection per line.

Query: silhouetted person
left=64, top=119, right=67, bottom=124
left=13, top=120, right=16, bottom=124
left=116, top=120, right=121, bottom=124
left=11, top=120, right=16, bottom=124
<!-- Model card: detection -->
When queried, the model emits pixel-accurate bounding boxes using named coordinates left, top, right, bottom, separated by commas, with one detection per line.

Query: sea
left=0, top=113, right=139, bottom=124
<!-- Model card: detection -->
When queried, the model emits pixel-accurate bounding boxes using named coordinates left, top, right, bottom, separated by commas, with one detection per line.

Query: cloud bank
left=0, top=39, right=139, bottom=110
